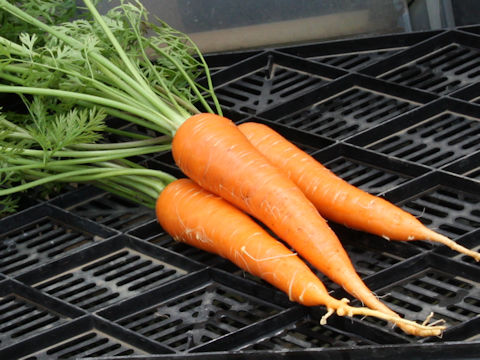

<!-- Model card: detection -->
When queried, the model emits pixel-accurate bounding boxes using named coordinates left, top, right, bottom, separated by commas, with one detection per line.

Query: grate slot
left=321, top=154, right=415, bottom=195
left=380, top=43, right=480, bottom=94
left=344, top=244, right=407, bottom=278
left=65, top=195, right=154, bottom=232
left=0, top=218, right=101, bottom=276
left=314, top=49, right=402, bottom=71
left=242, top=318, right=373, bottom=351
left=34, top=249, right=186, bottom=312
left=0, top=295, right=67, bottom=348
left=276, top=87, right=417, bottom=140
left=117, top=283, right=281, bottom=351
left=403, top=187, right=480, bottom=238
left=367, top=112, right=480, bottom=167
left=216, top=65, right=326, bottom=114
left=41, top=332, right=139, bottom=359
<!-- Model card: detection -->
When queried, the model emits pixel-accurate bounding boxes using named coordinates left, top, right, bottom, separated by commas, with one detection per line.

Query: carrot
left=171, top=113, right=445, bottom=336
left=238, top=122, right=480, bottom=262
left=156, top=178, right=445, bottom=336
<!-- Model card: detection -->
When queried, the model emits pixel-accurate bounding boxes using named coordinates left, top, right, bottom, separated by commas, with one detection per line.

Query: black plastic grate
left=116, top=282, right=281, bottom=352
left=23, top=331, right=142, bottom=359
left=0, top=294, right=66, bottom=347
left=365, top=111, right=480, bottom=168
left=0, top=207, right=113, bottom=277
left=379, top=43, right=480, bottom=95
left=313, top=49, right=402, bottom=71
left=64, top=194, right=154, bottom=233
left=272, top=87, right=417, bottom=139
left=210, top=52, right=345, bottom=115
left=215, top=65, right=327, bottom=115
left=403, top=186, right=480, bottom=239
left=33, top=248, right=186, bottom=312
left=278, top=31, right=438, bottom=72
left=371, top=267, right=479, bottom=331
left=240, top=318, right=374, bottom=351
left=2, top=27, right=480, bottom=359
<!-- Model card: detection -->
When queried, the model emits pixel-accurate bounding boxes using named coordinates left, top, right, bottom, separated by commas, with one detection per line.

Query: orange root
left=323, top=298, right=446, bottom=337
left=423, top=229, right=480, bottom=262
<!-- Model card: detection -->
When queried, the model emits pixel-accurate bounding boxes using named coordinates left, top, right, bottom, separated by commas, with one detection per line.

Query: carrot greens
left=0, top=0, right=217, bottom=214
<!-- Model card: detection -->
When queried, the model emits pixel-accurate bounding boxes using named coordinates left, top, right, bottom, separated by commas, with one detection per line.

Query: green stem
left=0, top=85, right=177, bottom=134
left=2, top=145, right=169, bottom=173
left=103, top=127, right=151, bottom=140
left=78, top=102, right=170, bottom=134
left=8, top=144, right=170, bottom=159
left=82, top=0, right=149, bottom=93
left=0, top=0, right=188, bottom=129
left=81, top=0, right=187, bottom=126
left=70, top=136, right=170, bottom=150
left=94, top=179, right=156, bottom=208
left=0, top=167, right=173, bottom=196
left=183, top=34, right=223, bottom=116
left=151, top=43, right=214, bottom=114
left=0, top=35, right=30, bottom=56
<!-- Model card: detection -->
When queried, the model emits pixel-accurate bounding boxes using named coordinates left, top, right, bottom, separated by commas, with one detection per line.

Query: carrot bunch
left=3, top=0, right=475, bottom=338
left=162, top=113, right=449, bottom=336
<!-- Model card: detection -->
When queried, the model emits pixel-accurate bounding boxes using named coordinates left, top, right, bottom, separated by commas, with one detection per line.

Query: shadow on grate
left=310, top=142, right=431, bottom=195
left=128, top=220, right=226, bottom=267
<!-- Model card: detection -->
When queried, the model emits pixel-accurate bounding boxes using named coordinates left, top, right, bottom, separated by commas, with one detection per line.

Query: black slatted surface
left=274, top=86, right=418, bottom=140
left=366, top=111, right=480, bottom=167
left=1, top=28, right=480, bottom=359
left=379, top=43, right=480, bottom=95
left=25, top=331, right=141, bottom=359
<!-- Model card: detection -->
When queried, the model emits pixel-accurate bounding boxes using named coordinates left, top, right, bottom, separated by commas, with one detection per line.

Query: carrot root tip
left=427, top=231, right=480, bottom=262
left=422, top=312, right=435, bottom=326
left=320, top=308, right=335, bottom=325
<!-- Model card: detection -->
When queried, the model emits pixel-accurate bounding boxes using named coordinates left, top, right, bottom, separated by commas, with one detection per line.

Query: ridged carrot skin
left=171, top=113, right=417, bottom=333
left=156, top=179, right=445, bottom=336
left=156, top=178, right=340, bottom=307
left=238, top=122, right=480, bottom=262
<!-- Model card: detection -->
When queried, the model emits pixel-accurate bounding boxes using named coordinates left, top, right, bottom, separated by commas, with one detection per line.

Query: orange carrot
left=156, top=178, right=445, bottom=336
left=238, top=122, right=480, bottom=262
left=171, top=113, right=442, bottom=336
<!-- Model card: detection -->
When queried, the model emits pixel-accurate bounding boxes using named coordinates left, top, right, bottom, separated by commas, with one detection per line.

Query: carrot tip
left=426, top=230, right=480, bottom=262
left=330, top=302, right=447, bottom=337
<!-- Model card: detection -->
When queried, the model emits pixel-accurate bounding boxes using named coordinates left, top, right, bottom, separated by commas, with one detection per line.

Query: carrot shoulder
left=171, top=114, right=441, bottom=336
left=156, top=178, right=445, bottom=336
left=238, top=122, right=480, bottom=262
